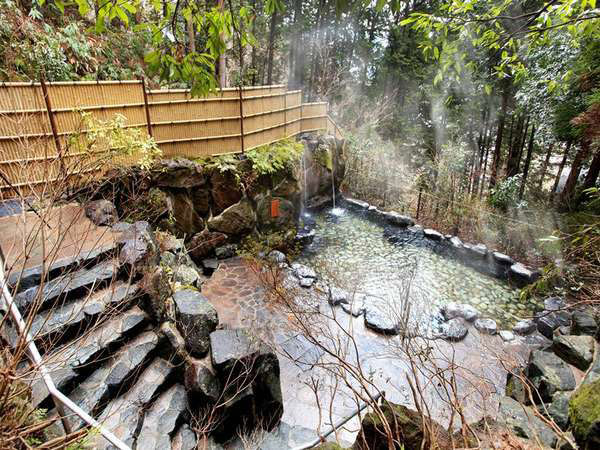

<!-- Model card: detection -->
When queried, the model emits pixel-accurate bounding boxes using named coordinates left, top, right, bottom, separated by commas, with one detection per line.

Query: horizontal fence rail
left=0, top=81, right=338, bottom=197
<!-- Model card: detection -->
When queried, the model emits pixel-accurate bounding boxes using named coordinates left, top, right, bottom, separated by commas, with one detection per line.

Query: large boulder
left=211, top=169, right=243, bottom=215
left=256, top=195, right=298, bottom=233
left=184, top=356, right=221, bottom=403
left=116, top=221, right=158, bottom=268
left=174, top=288, right=219, bottom=356
left=439, top=318, right=468, bottom=342
left=571, top=309, right=598, bottom=336
left=527, top=350, right=576, bottom=403
left=546, top=391, right=572, bottom=431
left=353, top=402, right=450, bottom=450
left=552, top=334, right=595, bottom=370
left=364, top=309, right=399, bottom=335
left=85, top=199, right=117, bottom=226
left=207, top=199, right=256, bottom=235
left=569, top=378, right=600, bottom=448
left=153, top=159, right=206, bottom=188
left=441, top=303, right=479, bottom=322
left=165, top=190, right=205, bottom=235
left=188, top=230, right=228, bottom=261
left=209, top=329, right=283, bottom=437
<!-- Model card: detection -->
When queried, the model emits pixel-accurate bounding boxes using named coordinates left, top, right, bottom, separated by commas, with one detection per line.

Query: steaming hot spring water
left=298, top=204, right=543, bottom=332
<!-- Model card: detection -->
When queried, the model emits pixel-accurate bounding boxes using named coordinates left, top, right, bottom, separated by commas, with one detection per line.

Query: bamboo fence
left=0, top=80, right=340, bottom=197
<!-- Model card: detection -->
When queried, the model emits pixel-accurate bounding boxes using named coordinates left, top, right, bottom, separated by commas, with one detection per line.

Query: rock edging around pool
left=343, top=196, right=540, bottom=287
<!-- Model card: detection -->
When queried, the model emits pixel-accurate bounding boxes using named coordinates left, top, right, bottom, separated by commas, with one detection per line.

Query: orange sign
left=271, top=199, right=280, bottom=217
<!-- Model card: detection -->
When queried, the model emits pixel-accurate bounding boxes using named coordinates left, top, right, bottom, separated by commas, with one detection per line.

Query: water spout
left=331, top=159, right=336, bottom=209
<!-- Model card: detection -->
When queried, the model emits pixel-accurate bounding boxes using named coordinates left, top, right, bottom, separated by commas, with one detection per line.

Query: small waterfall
left=331, top=162, right=336, bottom=209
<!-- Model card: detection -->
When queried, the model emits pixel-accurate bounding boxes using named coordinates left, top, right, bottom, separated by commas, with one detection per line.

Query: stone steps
left=14, top=258, right=118, bottom=313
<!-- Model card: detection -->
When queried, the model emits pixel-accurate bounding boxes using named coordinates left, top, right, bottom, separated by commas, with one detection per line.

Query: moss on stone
left=569, top=378, right=600, bottom=442
left=315, top=145, right=333, bottom=171
left=313, top=443, right=347, bottom=450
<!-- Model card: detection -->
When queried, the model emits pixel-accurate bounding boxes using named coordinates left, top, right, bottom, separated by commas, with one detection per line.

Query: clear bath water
left=298, top=207, right=542, bottom=328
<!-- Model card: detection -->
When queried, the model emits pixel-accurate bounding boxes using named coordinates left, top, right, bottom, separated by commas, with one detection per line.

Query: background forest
left=0, top=0, right=599, bottom=303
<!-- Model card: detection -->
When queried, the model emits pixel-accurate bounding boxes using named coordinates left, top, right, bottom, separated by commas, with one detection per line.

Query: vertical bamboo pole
left=140, top=78, right=153, bottom=137
left=40, top=78, right=65, bottom=177
left=284, top=91, right=287, bottom=138
left=238, top=85, right=245, bottom=153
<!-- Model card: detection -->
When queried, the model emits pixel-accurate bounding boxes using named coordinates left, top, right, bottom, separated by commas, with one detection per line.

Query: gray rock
left=299, top=277, right=314, bottom=288
left=544, top=296, right=566, bottom=311
left=383, top=211, right=414, bottom=227
left=364, top=309, right=398, bottom=335
left=202, top=258, right=219, bottom=271
left=84, top=199, right=117, bottom=226
left=537, top=311, right=570, bottom=340
left=61, top=331, right=159, bottom=430
left=492, top=251, right=514, bottom=265
left=93, top=358, right=175, bottom=449
left=256, top=195, right=297, bottom=233
left=172, top=424, right=198, bottom=450
left=498, top=396, right=558, bottom=447
left=173, top=264, right=203, bottom=286
left=523, top=331, right=553, bottom=350
left=449, top=236, right=463, bottom=250
left=474, top=318, right=498, bottom=335
left=441, top=302, right=479, bottom=322
left=328, top=286, right=349, bottom=306
left=153, top=158, right=205, bottom=188
left=552, top=335, right=595, bottom=370
left=513, top=319, right=536, bottom=335
left=509, top=263, right=540, bottom=287
left=267, top=250, right=287, bottom=264
left=291, top=263, right=317, bottom=279
left=215, top=243, right=238, bottom=259
left=174, top=288, right=219, bottom=356
left=189, top=230, right=228, bottom=261
left=136, top=384, right=188, bottom=449
left=423, top=228, right=444, bottom=241
left=499, top=330, right=516, bottom=342
left=185, top=357, right=221, bottom=402
left=439, top=318, right=468, bottom=342
left=506, top=372, right=530, bottom=404
left=546, top=391, right=572, bottom=431
left=571, top=310, right=598, bottom=336
left=296, top=228, right=316, bottom=246
left=160, top=321, right=186, bottom=355
left=116, top=221, right=157, bottom=266
left=471, top=243, right=488, bottom=258
left=527, top=350, right=576, bottom=402
left=341, top=297, right=366, bottom=316
left=345, top=198, right=370, bottom=209
left=207, top=199, right=256, bottom=235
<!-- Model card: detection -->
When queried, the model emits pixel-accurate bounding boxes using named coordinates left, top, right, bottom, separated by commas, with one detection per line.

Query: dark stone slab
left=527, top=350, right=576, bottom=402
left=571, top=309, right=598, bottom=336
left=153, top=159, right=206, bottom=188
left=14, top=259, right=116, bottom=311
left=172, top=424, right=198, bottom=450
left=185, top=356, right=221, bottom=402
left=474, top=318, right=498, bottom=335
left=136, top=384, right=188, bottom=449
left=423, top=228, right=444, bottom=241
left=62, top=331, right=159, bottom=430
left=174, top=288, right=219, bottom=356
left=93, top=358, right=175, bottom=449
left=513, top=319, right=536, bottom=336
left=345, top=198, right=370, bottom=209
left=509, top=263, right=540, bottom=287
left=545, top=391, right=571, bottom=431
left=189, top=230, right=228, bottom=261
left=498, top=396, right=558, bottom=447
left=492, top=251, right=514, bottom=266
left=383, top=211, right=414, bottom=227
left=552, top=334, right=594, bottom=370
left=364, top=308, right=398, bottom=335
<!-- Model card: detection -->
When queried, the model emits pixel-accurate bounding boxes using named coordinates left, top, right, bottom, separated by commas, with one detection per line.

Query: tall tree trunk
left=290, top=0, right=304, bottom=90
left=266, top=11, right=278, bottom=85
left=217, top=0, right=227, bottom=88
left=506, top=116, right=528, bottom=177
left=490, top=85, right=509, bottom=188
left=249, top=0, right=257, bottom=85
left=538, top=143, right=554, bottom=191
left=187, top=16, right=196, bottom=54
left=519, top=124, right=536, bottom=199
left=560, top=139, right=591, bottom=206
left=553, top=141, right=572, bottom=193
left=515, top=116, right=530, bottom=174
left=582, top=148, right=600, bottom=191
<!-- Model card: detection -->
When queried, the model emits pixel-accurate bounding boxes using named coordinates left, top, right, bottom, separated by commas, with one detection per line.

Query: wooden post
left=238, top=85, right=245, bottom=153
left=40, top=78, right=61, bottom=157
left=283, top=91, right=287, bottom=138
left=140, top=78, right=153, bottom=137
left=416, top=189, right=422, bottom=220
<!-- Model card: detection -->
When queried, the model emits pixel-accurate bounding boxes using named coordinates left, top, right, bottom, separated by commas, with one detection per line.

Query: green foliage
left=246, top=138, right=303, bottom=176
left=488, top=176, right=526, bottom=211
left=569, top=379, right=600, bottom=442
left=70, top=112, right=162, bottom=170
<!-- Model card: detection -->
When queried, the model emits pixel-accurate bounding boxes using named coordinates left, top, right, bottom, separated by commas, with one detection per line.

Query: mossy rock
left=569, top=378, right=600, bottom=448
left=353, top=402, right=450, bottom=450
left=314, top=443, right=348, bottom=450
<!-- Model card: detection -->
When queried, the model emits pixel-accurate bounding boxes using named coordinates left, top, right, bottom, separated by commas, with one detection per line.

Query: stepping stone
left=423, top=228, right=443, bottom=241
left=136, top=384, right=189, bottom=449
left=29, top=306, right=148, bottom=406
left=474, top=318, right=498, bottom=335
left=345, top=198, right=370, bottom=209
left=341, top=297, right=366, bottom=317
left=552, top=335, right=595, bottom=371
left=291, top=263, right=316, bottom=279
left=509, top=263, right=540, bottom=287
left=364, top=309, right=398, bottom=335
left=94, top=358, right=176, bottom=449
left=499, top=330, right=515, bottom=342
left=58, top=331, right=159, bottom=430
left=513, top=319, right=536, bottom=336
left=14, top=259, right=117, bottom=311
left=439, top=318, right=468, bottom=342
left=492, top=251, right=514, bottom=266
left=441, top=302, right=479, bottom=322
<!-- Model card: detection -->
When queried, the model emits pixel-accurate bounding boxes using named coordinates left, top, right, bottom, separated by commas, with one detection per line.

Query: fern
left=246, top=138, right=303, bottom=176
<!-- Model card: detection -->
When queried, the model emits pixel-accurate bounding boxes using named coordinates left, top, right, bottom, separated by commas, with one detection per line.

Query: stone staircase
left=3, top=237, right=196, bottom=450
